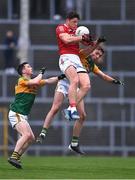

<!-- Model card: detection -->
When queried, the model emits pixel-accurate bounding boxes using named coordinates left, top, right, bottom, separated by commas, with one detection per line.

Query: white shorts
left=59, top=54, right=87, bottom=73
left=56, top=79, right=70, bottom=97
left=56, top=78, right=79, bottom=97
left=8, top=110, right=28, bottom=128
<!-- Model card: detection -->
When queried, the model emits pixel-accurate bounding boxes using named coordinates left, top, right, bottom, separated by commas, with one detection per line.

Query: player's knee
left=82, top=83, right=91, bottom=93
left=51, top=105, right=60, bottom=115
left=25, top=132, right=35, bottom=142
left=79, top=112, right=86, bottom=123
left=30, top=134, right=35, bottom=142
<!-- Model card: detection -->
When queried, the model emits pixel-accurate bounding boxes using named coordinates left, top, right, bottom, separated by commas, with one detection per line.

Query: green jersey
left=10, top=77, right=45, bottom=115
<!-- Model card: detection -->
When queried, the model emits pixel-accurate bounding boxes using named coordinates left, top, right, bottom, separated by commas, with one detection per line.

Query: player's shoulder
left=57, top=24, right=64, bottom=28
left=56, top=24, right=67, bottom=33
left=56, top=24, right=64, bottom=30
left=18, top=76, right=23, bottom=82
left=79, top=49, right=87, bottom=59
left=18, top=76, right=28, bottom=84
left=19, top=76, right=27, bottom=80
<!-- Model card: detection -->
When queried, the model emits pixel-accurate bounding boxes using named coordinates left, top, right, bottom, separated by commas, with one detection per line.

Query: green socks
left=40, top=127, right=48, bottom=137
left=71, top=136, right=79, bottom=147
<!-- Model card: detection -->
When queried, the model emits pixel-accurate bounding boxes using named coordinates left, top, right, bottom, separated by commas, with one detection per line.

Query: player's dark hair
left=17, top=62, right=28, bottom=76
left=66, top=11, right=80, bottom=20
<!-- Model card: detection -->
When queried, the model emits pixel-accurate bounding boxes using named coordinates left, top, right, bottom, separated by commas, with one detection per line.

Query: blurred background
left=0, top=0, right=135, bottom=157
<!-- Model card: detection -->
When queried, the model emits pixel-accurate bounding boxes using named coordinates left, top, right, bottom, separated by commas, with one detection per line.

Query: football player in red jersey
left=56, top=11, right=91, bottom=120
left=37, top=36, right=124, bottom=154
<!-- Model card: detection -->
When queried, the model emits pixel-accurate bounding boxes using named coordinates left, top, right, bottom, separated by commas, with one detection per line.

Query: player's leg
left=14, top=120, right=35, bottom=154
left=77, top=72, right=91, bottom=103
left=37, top=90, right=65, bottom=143
left=63, top=73, right=90, bottom=121
left=43, top=91, right=64, bottom=129
left=59, top=55, right=80, bottom=120
left=8, top=113, right=35, bottom=169
left=73, top=100, right=86, bottom=137
left=13, top=131, right=34, bottom=164
left=17, top=125, right=35, bottom=157
left=69, top=99, right=86, bottom=155
left=65, top=66, right=80, bottom=119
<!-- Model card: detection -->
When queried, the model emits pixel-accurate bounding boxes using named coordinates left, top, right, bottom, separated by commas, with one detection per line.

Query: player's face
left=23, top=64, right=33, bottom=75
left=67, top=18, right=79, bottom=30
left=91, top=49, right=103, bottom=63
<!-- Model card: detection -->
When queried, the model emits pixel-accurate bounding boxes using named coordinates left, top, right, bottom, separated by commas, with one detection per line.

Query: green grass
left=1, top=156, right=135, bottom=179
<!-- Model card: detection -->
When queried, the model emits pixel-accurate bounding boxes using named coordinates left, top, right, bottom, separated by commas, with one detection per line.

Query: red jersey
left=56, top=24, right=79, bottom=55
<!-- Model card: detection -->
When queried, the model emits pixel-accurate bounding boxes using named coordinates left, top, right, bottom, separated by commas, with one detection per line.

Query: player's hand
left=58, top=74, right=66, bottom=80
left=97, top=36, right=106, bottom=43
left=112, top=79, right=124, bottom=86
left=39, top=67, right=46, bottom=75
left=82, top=34, right=91, bottom=43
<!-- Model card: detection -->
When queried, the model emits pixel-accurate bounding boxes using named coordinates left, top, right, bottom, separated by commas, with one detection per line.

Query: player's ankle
left=40, top=132, right=46, bottom=138
left=41, top=127, right=48, bottom=135
left=71, top=136, right=79, bottom=147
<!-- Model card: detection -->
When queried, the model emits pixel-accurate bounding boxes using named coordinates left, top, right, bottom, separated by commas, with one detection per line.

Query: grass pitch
left=1, top=156, right=135, bottom=179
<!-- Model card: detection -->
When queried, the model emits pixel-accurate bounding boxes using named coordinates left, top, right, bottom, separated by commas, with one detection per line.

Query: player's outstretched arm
left=44, top=74, right=66, bottom=84
left=95, top=70, right=124, bottom=85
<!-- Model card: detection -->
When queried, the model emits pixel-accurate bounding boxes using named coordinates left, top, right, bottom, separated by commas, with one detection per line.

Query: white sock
left=67, top=106, right=71, bottom=110
left=71, top=142, right=78, bottom=147
left=70, top=107, right=77, bottom=113
left=67, top=106, right=77, bottom=113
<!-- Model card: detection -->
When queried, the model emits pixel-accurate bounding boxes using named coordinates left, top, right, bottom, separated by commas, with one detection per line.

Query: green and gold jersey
left=79, top=49, right=100, bottom=73
left=10, top=77, right=45, bottom=115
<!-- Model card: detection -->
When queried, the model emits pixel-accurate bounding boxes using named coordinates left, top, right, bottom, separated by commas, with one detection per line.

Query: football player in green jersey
left=8, top=62, right=65, bottom=169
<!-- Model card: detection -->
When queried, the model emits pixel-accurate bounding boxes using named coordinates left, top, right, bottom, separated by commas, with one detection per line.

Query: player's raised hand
left=39, top=67, right=46, bottom=74
left=112, top=79, right=124, bottom=86
left=82, top=34, right=91, bottom=43
left=97, top=36, right=106, bottom=43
